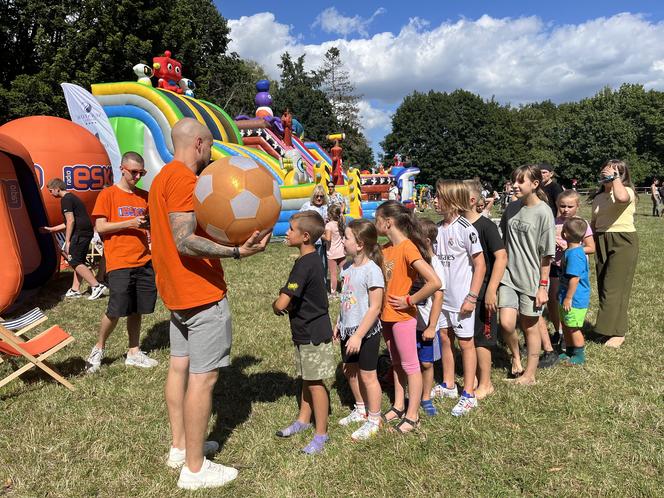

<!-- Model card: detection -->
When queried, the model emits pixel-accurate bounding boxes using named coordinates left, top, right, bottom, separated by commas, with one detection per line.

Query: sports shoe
left=88, top=284, right=109, bottom=300
left=338, top=404, right=367, bottom=426
left=430, top=383, right=459, bottom=399
left=451, top=391, right=478, bottom=417
left=65, top=288, right=83, bottom=299
left=351, top=420, right=380, bottom=441
left=84, top=346, right=105, bottom=374
left=177, top=458, right=238, bottom=490
left=538, top=350, right=559, bottom=369
left=166, top=441, right=220, bottom=469
left=125, top=350, right=159, bottom=368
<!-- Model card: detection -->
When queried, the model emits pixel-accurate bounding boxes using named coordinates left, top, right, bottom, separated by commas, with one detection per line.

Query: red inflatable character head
left=153, top=50, right=183, bottom=93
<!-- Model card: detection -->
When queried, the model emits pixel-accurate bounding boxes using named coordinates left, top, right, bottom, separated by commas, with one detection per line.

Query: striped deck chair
left=0, top=324, right=75, bottom=391
left=0, top=308, right=47, bottom=337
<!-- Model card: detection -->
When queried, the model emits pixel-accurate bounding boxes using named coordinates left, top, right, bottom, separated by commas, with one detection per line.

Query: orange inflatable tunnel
left=0, top=134, right=57, bottom=313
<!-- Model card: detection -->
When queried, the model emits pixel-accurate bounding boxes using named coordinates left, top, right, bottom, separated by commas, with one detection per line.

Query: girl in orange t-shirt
left=374, top=201, right=441, bottom=434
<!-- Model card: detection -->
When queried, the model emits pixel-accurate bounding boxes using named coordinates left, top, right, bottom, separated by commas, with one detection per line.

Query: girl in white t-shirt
left=323, top=204, right=346, bottom=297
left=334, top=219, right=385, bottom=441
left=432, top=179, right=486, bottom=417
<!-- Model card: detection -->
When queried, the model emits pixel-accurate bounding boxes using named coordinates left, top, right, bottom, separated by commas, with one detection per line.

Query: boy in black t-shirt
left=272, top=211, right=334, bottom=454
left=42, top=178, right=108, bottom=300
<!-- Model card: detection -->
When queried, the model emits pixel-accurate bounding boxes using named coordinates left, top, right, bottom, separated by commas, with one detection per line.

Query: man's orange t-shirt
left=381, top=239, right=423, bottom=322
left=92, top=185, right=151, bottom=273
left=148, top=160, right=227, bottom=310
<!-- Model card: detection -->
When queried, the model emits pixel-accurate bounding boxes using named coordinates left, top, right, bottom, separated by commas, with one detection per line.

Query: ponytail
left=375, top=200, right=431, bottom=263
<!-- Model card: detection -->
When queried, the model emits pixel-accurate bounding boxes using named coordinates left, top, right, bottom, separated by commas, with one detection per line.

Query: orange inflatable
left=0, top=134, right=57, bottom=312
left=194, top=156, right=281, bottom=246
left=0, top=116, right=112, bottom=226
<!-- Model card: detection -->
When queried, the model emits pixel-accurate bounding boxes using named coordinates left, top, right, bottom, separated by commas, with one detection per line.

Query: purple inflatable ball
left=255, top=91, right=273, bottom=107
left=256, top=79, right=270, bottom=92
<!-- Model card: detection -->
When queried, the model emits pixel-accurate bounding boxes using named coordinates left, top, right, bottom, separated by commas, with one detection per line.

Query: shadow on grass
left=140, top=320, right=171, bottom=353
left=0, top=355, right=87, bottom=400
left=208, top=354, right=297, bottom=451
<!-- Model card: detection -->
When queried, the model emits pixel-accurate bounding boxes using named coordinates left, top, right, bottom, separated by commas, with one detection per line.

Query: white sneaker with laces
left=451, top=392, right=478, bottom=417
left=167, top=441, right=220, bottom=469
left=65, top=288, right=83, bottom=299
left=177, top=458, right=238, bottom=490
left=338, top=405, right=367, bottom=426
left=351, top=420, right=380, bottom=441
left=85, top=346, right=105, bottom=374
left=125, top=350, right=159, bottom=368
left=88, top=284, right=109, bottom=300
left=431, top=383, right=459, bottom=399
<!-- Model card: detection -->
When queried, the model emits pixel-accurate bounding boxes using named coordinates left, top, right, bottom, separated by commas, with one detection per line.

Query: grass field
left=1, top=203, right=663, bottom=497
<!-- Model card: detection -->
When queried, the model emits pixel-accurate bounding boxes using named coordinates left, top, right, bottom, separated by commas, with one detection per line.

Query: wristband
left=465, top=295, right=477, bottom=303
left=539, top=279, right=548, bottom=286
left=406, top=295, right=412, bottom=306
left=468, top=291, right=479, bottom=299
left=233, top=246, right=241, bottom=260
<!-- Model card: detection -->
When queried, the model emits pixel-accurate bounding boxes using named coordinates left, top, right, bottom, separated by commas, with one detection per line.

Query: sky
left=215, top=1, right=664, bottom=158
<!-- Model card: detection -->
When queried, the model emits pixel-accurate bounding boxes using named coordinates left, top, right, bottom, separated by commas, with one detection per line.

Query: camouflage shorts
left=293, top=341, right=335, bottom=381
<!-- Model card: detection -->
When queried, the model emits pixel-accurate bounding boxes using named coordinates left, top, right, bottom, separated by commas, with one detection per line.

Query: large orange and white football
left=194, top=156, right=281, bottom=246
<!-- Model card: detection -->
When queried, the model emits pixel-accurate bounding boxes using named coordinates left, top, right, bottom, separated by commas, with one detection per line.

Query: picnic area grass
left=1, top=202, right=663, bottom=497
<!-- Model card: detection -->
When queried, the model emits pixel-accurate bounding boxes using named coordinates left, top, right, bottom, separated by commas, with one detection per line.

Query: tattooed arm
left=169, top=211, right=272, bottom=259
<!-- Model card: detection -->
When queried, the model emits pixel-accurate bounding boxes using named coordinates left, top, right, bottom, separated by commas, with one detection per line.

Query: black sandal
left=381, top=406, right=405, bottom=424
left=393, top=417, right=419, bottom=434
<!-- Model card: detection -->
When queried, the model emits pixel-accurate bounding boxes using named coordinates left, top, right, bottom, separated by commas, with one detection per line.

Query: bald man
left=148, top=118, right=271, bottom=490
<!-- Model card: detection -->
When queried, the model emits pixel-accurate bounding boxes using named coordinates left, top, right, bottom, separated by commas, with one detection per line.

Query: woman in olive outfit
left=591, top=159, right=638, bottom=348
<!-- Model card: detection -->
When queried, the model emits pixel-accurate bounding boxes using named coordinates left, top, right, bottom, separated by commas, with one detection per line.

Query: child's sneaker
left=125, top=350, right=159, bottom=368
left=538, top=350, right=559, bottom=369
left=451, top=391, right=478, bottom=417
left=431, top=383, right=459, bottom=399
left=167, top=441, right=220, bottom=469
left=338, top=404, right=367, bottom=426
left=420, top=399, right=438, bottom=416
left=177, top=458, right=238, bottom=489
left=84, top=346, right=104, bottom=374
left=65, top=288, right=83, bottom=299
left=351, top=420, right=380, bottom=441
left=302, top=434, right=328, bottom=454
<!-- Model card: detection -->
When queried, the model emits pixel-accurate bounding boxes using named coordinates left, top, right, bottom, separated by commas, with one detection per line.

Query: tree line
left=381, top=84, right=664, bottom=187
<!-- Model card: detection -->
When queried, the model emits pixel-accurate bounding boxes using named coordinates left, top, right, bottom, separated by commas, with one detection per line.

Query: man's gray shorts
left=169, top=299, right=232, bottom=373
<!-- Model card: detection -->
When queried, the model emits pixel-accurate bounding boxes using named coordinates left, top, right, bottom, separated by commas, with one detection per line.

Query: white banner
left=61, top=82, right=122, bottom=183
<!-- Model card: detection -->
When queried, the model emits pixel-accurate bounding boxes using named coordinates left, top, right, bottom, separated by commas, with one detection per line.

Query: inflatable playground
left=0, top=50, right=419, bottom=313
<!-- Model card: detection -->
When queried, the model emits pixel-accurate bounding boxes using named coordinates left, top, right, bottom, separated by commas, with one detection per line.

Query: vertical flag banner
left=61, top=82, right=122, bottom=183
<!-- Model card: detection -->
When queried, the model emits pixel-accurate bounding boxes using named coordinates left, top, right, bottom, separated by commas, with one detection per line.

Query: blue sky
left=216, top=1, right=664, bottom=160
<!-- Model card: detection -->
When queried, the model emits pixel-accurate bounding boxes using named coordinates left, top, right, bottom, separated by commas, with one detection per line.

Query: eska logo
left=63, top=164, right=112, bottom=191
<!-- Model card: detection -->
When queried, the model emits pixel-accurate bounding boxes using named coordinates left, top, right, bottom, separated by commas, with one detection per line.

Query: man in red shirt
left=85, top=152, right=157, bottom=373
left=149, top=118, right=271, bottom=490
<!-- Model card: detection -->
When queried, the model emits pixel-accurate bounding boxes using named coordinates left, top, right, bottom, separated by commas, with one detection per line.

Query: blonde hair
left=463, top=179, right=482, bottom=202
left=310, top=185, right=328, bottom=204
left=557, top=189, right=580, bottom=206
left=435, top=179, right=471, bottom=215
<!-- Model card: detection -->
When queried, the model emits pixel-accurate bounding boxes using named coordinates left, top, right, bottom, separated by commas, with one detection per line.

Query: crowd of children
left=272, top=163, right=598, bottom=454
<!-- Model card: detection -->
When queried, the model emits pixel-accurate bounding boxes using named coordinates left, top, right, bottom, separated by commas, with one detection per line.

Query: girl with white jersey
left=431, top=180, right=486, bottom=417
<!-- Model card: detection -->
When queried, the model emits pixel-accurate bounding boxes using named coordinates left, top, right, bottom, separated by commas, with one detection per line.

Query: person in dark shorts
left=85, top=152, right=158, bottom=373
left=464, top=180, right=507, bottom=399
left=334, top=219, right=385, bottom=441
left=42, top=178, right=108, bottom=300
left=273, top=211, right=335, bottom=454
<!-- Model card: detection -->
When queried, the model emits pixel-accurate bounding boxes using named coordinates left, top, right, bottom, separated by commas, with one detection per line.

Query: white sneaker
left=431, top=383, right=459, bottom=399
left=351, top=420, right=380, bottom=441
left=451, top=392, right=478, bottom=417
left=177, top=458, right=238, bottom=490
left=166, top=441, right=220, bottom=469
left=65, top=288, right=83, bottom=299
left=338, top=405, right=367, bottom=426
left=85, top=346, right=104, bottom=374
left=88, top=284, right=109, bottom=300
left=125, top=350, right=159, bottom=368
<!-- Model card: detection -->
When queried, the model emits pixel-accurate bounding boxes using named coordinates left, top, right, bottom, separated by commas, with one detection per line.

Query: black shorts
left=340, top=331, right=381, bottom=371
left=474, top=300, right=498, bottom=348
left=106, top=261, right=157, bottom=318
left=68, top=232, right=93, bottom=267
left=550, top=265, right=561, bottom=279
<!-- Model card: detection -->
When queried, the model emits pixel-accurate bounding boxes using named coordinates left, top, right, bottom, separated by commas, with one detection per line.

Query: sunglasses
left=315, top=195, right=324, bottom=199
left=124, top=169, right=147, bottom=178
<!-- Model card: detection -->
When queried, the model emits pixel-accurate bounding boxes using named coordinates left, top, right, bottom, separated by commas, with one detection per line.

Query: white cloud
left=312, top=7, right=386, bottom=38
left=357, top=100, right=392, bottom=131
left=228, top=12, right=664, bottom=151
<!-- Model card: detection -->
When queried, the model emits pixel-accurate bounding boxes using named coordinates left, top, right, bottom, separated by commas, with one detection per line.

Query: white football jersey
left=436, top=216, right=483, bottom=312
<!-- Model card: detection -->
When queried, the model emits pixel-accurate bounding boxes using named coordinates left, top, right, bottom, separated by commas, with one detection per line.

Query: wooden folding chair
left=0, top=307, right=48, bottom=337
left=0, top=324, right=75, bottom=391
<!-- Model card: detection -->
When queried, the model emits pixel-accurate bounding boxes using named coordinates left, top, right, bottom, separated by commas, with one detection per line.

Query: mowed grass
left=1, top=203, right=663, bottom=497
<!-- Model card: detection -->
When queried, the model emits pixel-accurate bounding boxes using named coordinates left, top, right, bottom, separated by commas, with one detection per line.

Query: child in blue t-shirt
left=558, top=217, right=591, bottom=365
